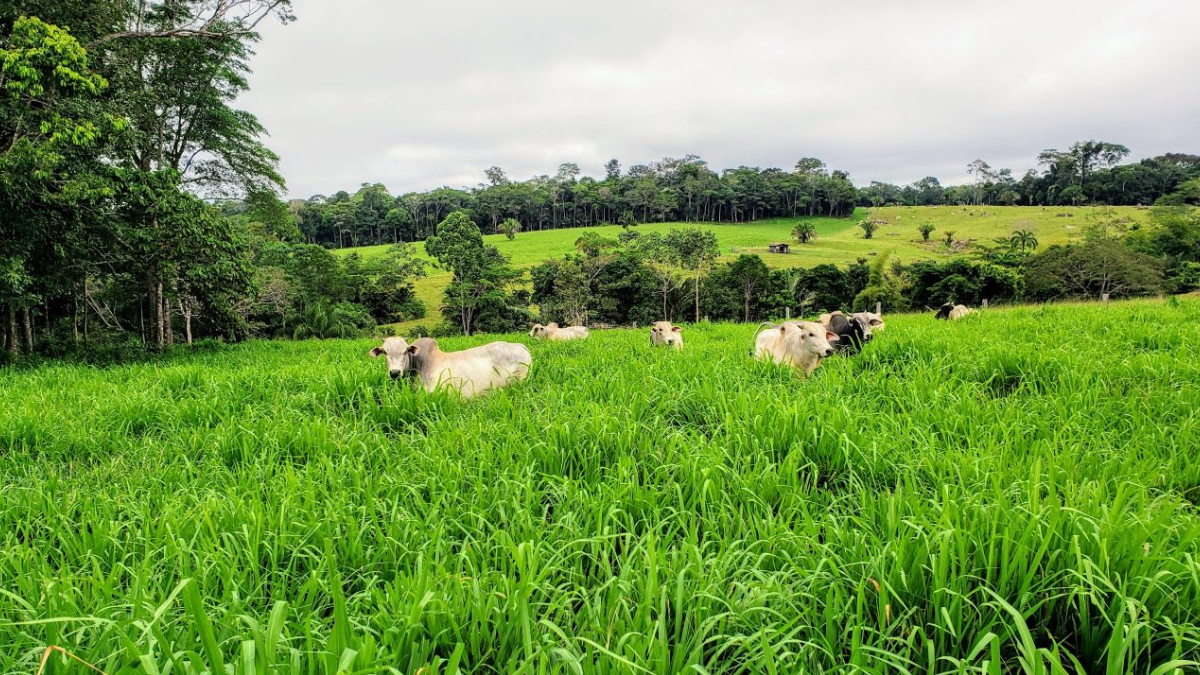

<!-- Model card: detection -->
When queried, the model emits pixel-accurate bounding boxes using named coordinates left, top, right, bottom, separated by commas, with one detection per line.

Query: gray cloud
left=237, top=0, right=1200, bottom=197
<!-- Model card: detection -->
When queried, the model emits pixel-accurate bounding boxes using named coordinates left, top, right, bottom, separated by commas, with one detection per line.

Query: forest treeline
left=274, top=146, right=1200, bottom=248
left=3, top=2, right=1200, bottom=360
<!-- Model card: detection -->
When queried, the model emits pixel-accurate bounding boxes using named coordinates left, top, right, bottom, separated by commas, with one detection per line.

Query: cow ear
left=672, top=326, right=682, bottom=332
left=406, top=345, right=419, bottom=355
left=869, top=318, right=883, bottom=326
left=369, top=347, right=384, bottom=358
left=826, top=331, right=840, bottom=341
left=778, top=324, right=786, bottom=333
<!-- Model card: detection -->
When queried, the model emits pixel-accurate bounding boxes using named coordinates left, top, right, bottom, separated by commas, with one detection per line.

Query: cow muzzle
left=824, top=348, right=834, bottom=357
left=389, top=370, right=402, bottom=380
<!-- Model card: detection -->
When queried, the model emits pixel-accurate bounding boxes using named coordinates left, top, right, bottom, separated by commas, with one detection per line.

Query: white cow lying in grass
left=649, top=321, right=683, bottom=349
left=753, top=321, right=839, bottom=377
left=529, top=322, right=589, bottom=341
left=370, top=337, right=530, bottom=398
left=935, top=303, right=976, bottom=320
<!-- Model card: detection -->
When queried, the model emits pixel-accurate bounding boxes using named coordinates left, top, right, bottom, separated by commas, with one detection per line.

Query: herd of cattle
left=369, top=306, right=975, bottom=398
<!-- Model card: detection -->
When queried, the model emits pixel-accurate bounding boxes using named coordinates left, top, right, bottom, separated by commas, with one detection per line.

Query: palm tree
left=943, top=230, right=956, bottom=246
left=1010, top=229, right=1038, bottom=253
left=919, top=221, right=935, bottom=242
left=498, top=218, right=522, bottom=240
left=792, top=221, right=817, bottom=243
left=858, top=219, right=878, bottom=240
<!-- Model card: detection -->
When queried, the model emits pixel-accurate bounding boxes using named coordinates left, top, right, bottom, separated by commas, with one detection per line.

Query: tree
left=425, top=211, right=522, bottom=334
left=604, top=159, right=621, bottom=181
left=943, top=230, right=956, bottom=246
left=727, top=254, right=770, bottom=322
left=664, top=228, right=720, bottom=322
left=635, top=233, right=687, bottom=320
left=498, top=217, right=522, bottom=240
left=852, top=252, right=906, bottom=312
left=1024, top=239, right=1164, bottom=300
left=1010, top=229, right=1039, bottom=254
left=485, top=166, right=508, bottom=185
left=1, top=17, right=117, bottom=355
left=792, top=221, right=817, bottom=243
left=967, top=159, right=994, bottom=205
left=858, top=219, right=878, bottom=239
left=919, top=222, right=935, bottom=241
left=1039, top=141, right=1131, bottom=202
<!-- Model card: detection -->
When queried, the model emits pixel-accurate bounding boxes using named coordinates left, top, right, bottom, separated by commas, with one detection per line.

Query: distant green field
left=4, top=298, right=1199, bottom=673
left=337, top=206, right=1149, bottom=332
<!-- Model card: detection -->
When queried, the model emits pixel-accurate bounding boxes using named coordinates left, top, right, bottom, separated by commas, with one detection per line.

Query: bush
left=852, top=252, right=907, bottom=312
left=1023, top=240, right=1165, bottom=300
left=293, top=302, right=375, bottom=339
left=906, top=259, right=1024, bottom=308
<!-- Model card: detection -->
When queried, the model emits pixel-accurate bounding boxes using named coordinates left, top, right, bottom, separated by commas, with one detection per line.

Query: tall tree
left=727, top=254, right=769, bottom=322
left=0, top=17, right=115, bottom=355
left=663, top=228, right=720, bottom=322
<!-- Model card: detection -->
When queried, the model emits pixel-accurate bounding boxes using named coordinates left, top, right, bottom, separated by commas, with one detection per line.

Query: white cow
left=820, top=310, right=886, bottom=334
left=370, top=337, right=530, bottom=398
left=529, top=322, right=589, bottom=341
left=753, top=321, right=840, bottom=377
left=649, top=321, right=683, bottom=349
left=935, top=303, right=975, bottom=320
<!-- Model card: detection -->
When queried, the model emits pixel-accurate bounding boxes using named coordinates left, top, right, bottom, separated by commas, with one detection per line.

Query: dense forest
left=3, top=1, right=1200, bottom=360
left=276, top=147, right=1200, bottom=249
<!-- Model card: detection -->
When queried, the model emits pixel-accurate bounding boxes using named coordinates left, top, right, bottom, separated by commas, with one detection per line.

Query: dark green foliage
left=1024, top=239, right=1166, bottom=300
left=852, top=252, right=907, bottom=312
left=906, top=259, right=1024, bottom=308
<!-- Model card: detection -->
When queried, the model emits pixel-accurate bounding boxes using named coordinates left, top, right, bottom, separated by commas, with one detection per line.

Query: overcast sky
left=237, top=0, right=1200, bottom=199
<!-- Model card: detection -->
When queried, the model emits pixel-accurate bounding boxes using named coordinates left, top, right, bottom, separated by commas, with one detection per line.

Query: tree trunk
left=180, top=298, right=193, bottom=345
left=22, top=307, right=33, bottom=352
left=163, top=290, right=174, bottom=346
left=149, top=279, right=164, bottom=351
left=6, top=305, right=17, bottom=357
left=694, top=276, right=701, bottom=323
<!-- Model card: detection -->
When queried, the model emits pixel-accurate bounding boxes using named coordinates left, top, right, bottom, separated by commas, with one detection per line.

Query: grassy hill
left=337, top=205, right=1149, bottom=331
left=3, top=298, right=1198, bottom=672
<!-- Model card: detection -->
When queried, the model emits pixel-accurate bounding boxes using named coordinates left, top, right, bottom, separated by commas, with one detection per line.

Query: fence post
left=982, top=298, right=988, bottom=309
left=875, top=301, right=882, bottom=315
left=785, top=307, right=791, bottom=320
left=1101, top=293, right=1110, bottom=304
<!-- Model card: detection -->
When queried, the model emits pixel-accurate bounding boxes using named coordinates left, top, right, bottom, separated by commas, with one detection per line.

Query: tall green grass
left=2, top=298, right=1199, bottom=674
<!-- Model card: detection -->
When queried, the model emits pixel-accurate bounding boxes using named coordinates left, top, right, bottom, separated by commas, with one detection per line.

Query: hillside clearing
left=335, top=206, right=1150, bottom=333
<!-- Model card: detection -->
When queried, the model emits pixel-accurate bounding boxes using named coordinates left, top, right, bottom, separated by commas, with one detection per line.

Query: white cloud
left=238, top=0, right=1200, bottom=197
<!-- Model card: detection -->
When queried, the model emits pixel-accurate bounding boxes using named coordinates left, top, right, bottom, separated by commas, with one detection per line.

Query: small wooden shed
left=768, top=242, right=790, bottom=254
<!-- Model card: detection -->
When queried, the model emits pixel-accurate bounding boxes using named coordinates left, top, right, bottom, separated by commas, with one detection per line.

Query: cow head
left=529, top=324, right=546, bottom=337
left=369, top=336, right=420, bottom=379
left=650, top=321, right=683, bottom=347
left=935, top=303, right=954, bottom=320
left=849, top=312, right=885, bottom=343
left=780, top=321, right=839, bottom=359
